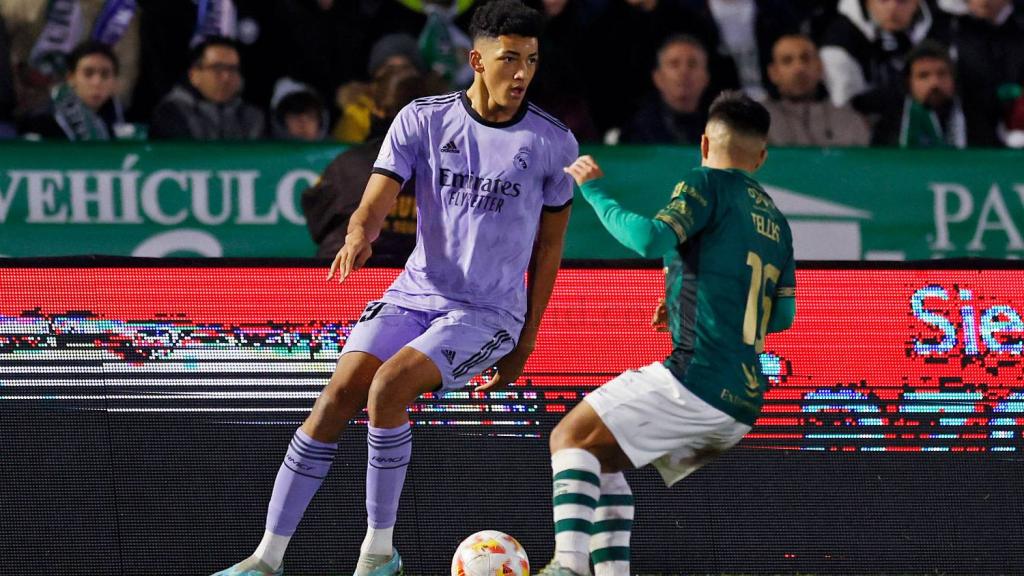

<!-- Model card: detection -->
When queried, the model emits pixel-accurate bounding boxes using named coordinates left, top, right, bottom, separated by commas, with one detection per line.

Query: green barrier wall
left=1, top=142, right=1022, bottom=259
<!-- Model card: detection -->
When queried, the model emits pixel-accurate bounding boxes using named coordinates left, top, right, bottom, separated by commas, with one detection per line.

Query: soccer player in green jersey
left=538, top=92, right=797, bottom=576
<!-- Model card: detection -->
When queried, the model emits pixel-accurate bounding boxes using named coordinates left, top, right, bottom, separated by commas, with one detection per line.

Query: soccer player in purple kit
left=212, top=2, right=577, bottom=576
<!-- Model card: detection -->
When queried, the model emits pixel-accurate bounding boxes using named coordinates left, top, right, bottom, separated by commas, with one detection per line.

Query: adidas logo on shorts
left=442, top=348, right=456, bottom=364
left=440, top=140, right=460, bottom=154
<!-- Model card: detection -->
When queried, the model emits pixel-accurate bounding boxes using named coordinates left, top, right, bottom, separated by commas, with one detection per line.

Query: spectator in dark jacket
left=581, top=0, right=721, bottom=138
left=821, top=0, right=949, bottom=114
left=946, top=0, right=1024, bottom=146
left=687, top=0, right=801, bottom=100
left=150, top=36, right=265, bottom=140
left=622, top=34, right=710, bottom=144
left=872, top=40, right=971, bottom=147
left=301, top=68, right=429, bottom=262
left=0, top=13, right=16, bottom=138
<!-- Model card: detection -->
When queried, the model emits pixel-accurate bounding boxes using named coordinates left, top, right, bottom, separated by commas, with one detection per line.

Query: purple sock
left=265, top=428, right=337, bottom=536
left=366, top=423, right=412, bottom=529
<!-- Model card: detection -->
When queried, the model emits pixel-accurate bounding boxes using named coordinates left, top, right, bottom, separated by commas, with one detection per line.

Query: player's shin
left=260, top=428, right=339, bottom=569
left=589, top=473, right=633, bottom=576
left=551, top=448, right=602, bottom=575
left=361, top=423, right=413, bottom=557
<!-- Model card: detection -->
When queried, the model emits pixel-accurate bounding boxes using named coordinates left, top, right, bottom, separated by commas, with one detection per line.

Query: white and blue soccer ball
left=451, top=530, right=530, bottom=576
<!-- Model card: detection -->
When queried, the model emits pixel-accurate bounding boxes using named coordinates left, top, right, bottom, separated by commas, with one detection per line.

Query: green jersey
left=655, top=167, right=795, bottom=425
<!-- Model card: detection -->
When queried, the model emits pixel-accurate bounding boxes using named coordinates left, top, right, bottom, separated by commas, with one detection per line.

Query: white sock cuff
left=599, top=472, right=631, bottom=495
left=552, top=448, right=600, bottom=473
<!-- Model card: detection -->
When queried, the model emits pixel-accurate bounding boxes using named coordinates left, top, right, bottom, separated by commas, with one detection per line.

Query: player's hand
left=652, top=298, right=668, bottom=332
left=563, top=155, right=604, bottom=186
left=327, top=231, right=372, bottom=282
left=476, top=341, right=534, bottom=393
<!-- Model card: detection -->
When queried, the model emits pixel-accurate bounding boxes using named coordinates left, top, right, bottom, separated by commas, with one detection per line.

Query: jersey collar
left=460, top=91, right=528, bottom=129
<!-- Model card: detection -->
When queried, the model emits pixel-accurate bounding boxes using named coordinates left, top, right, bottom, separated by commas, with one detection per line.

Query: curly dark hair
left=468, top=0, right=543, bottom=41
left=708, top=91, right=771, bottom=139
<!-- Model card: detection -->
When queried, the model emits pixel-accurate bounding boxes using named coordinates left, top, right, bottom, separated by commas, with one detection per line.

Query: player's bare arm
left=327, top=173, right=402, bottom=282
left=479, top=206, right=572, bottom=392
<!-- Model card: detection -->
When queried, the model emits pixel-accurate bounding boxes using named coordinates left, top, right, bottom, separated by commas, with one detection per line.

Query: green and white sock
left=552, top=448, right=601, bottom=575
left=589, top=472, right=633, bottom=576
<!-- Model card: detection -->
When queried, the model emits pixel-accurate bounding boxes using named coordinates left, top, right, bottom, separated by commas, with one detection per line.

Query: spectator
left=301, top=68, right=429, bottom=261
left=764, top=34, right=870, bottom=146
left=270, top=77, right=328, bottom=141
left=689, top=0, right=801, bottom=101
left=150, top=36, right=265, bottom=140
left=19, top=41, right=135, bottom=140
left=872, top=40, right=968, bottom=147
left=0, top=13, right=15, bottom=138
left=332, top=33, right=425, bottom=143
left=622, top=34, right=710, bottom=144
left=821, top=0, right=950, bottom=114
left=946, top=0, right=1024, bottom=147
left=581, top=0, right=720, bottom=138
left=525, top=0, right=600, bottom=141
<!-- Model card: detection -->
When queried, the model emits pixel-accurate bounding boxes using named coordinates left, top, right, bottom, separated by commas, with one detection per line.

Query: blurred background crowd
left=2, top=0, right=1024, bottom=149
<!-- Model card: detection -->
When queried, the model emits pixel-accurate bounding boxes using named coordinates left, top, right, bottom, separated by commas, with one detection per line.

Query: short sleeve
left=777, top=253, right=796, bottom=298
left=372, top=103, right=421, bottom=184
left=654, top=169, right=716, bottom=244
left=542, top=131, right=578, bottom=212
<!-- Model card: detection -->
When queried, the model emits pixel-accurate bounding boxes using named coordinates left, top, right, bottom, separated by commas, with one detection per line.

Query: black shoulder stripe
left=414, top=92, right=459, bottom=107
left=527, top=104, right=569, bottom=132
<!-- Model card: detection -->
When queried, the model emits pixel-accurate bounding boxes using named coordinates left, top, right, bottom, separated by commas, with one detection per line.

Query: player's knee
left=549, top=418, right=585, bottom=453
left=366, top=364, right=408, bottom=417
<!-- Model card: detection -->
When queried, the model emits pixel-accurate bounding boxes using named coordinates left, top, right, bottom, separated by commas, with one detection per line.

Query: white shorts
left=584, top=362, right=752, bottom=487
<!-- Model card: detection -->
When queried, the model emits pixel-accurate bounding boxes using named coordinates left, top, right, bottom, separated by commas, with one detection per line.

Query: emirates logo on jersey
left=513, top=147, right=530, bottom=171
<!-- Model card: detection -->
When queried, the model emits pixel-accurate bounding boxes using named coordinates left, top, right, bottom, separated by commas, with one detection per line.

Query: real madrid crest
left=513, top=147, right=530, bottom=171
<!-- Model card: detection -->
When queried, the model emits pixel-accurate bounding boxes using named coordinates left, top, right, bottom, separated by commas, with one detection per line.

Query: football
left=451, top=530, right=530, bottom=576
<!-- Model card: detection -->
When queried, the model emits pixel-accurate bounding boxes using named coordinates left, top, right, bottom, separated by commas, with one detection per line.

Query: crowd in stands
left=2, top=0, right=1024, bottom=149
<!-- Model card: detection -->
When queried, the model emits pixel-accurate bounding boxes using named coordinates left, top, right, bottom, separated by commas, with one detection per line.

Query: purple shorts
left=341, top=301, right=520, bottom=390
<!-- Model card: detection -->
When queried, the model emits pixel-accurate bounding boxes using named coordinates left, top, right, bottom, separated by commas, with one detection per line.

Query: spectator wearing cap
left=763, top=34, right=870, bottom=146
left=270, top=77, right=329, bottom=141
left=150, top=36, right=265, bottom=140
left=332, top=33, right=428, bottom=142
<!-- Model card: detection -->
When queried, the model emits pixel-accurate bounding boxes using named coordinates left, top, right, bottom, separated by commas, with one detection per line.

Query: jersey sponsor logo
left=442, top=348, right=456, bottom=365
left=513, top=147, right=530, bottom=171
left=439, top=168, right=523, bottom=197
left=440, top=140, right=460, bottom=154
left=748, top=186, right=777, bottom=213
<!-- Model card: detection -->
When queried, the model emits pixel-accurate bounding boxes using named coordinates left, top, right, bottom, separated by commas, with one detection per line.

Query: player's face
left=866, top=0, right=919, bottom=33
left=768, top=37, right=822, bottom=100
left=909, top=58, right=955, bottom=109
left=967, top=0, right=1011, bottom=22
left=473, top=35, right=539, bottom=108
left=68, top=54, right=117, bottom=111
left=189, top=45, right=242, bottom=105
left=652, top=42, right=709, bottom=113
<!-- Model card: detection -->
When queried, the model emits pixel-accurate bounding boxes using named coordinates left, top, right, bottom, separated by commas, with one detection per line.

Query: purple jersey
left=372, top=91, right=578, bottom=323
